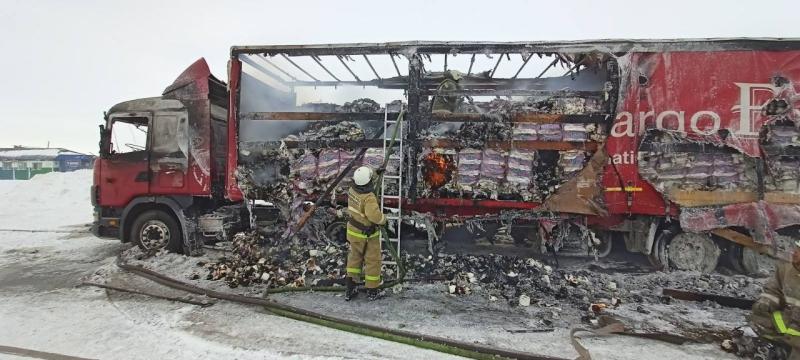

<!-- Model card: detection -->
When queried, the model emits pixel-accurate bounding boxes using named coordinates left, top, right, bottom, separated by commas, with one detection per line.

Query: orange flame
left=422, top=152, right=455, bottom=190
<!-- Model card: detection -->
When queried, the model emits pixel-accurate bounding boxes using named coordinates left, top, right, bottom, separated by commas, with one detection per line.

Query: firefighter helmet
left=353, top=166, right=373, bottom=186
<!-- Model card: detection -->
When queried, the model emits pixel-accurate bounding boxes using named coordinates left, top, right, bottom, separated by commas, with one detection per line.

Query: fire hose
left=112, top=253, right=706, bottom=360
left=114, top=255, right=564, bottom=360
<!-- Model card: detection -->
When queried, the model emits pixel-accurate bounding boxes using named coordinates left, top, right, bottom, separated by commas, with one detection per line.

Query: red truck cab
left=92, top=59, right=236, bottom=254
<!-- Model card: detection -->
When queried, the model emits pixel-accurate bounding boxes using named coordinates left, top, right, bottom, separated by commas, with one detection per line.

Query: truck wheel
left=325, top=221, right=347, bottom=244
left=648, top=227, right=673, bottom=271
left=592, top=232, right=613, bottom=258
left=667, top=232, right=720, bottom=273
left=735, top=234, right=789, bottom=277
left=726, top=244, right=746, bottom=274
left=739, top=248, right=774, bottom=277
left=130, top=210, right=183, bottom=253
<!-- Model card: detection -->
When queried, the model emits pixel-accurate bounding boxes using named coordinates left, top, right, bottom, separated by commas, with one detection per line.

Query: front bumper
left=92, top=206, right=120, bottom=238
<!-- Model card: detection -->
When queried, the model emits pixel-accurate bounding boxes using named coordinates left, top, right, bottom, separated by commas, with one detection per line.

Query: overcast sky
left=1, top=0, right=798, bottom=154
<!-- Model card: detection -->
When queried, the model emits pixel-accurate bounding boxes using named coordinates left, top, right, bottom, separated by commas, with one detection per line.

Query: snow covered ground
left=0, top=171, right=454, bottom=360
left=0, top=171, right=743, bottom=359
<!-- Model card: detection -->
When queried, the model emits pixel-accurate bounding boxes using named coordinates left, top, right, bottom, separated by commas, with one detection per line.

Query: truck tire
left=735, top=234, right=789, bottom=277
left=130, top=210, right=183, bottom=254
left=325, top=221, right=347, bottom=244
left=648, top=227, right=672, bottom=271
left=666, top=232, right=720, bottom=273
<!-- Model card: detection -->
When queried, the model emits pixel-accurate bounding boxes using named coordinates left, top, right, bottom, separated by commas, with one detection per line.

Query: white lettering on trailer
left=610, top=82, right=777, bottom=138
left=731, top=82, right=779, bottom=136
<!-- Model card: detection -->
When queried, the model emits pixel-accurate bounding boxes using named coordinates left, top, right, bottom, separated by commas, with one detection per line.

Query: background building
left=0, top=146, right=95, bottom=180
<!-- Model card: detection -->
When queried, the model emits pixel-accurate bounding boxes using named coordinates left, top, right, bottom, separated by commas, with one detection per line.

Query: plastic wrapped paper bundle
left=770, top=126, right=800, bottom=145
left=506, top=149, right=536, bottom=200
left=770, top=157, right=800, bottom=192
left=337, top=150, right=356, bottom=190
left=712, top=164, right=742, bottom=189
left=558, top=151, right=586, bottom=175
left=512, top=123, right=539, bottom=140
left=457, top=149, right=482, bottom=190
left=477, top=149, right=507, bottom=198
left=538, top=123, right=563, bottom=142
left=480, top=149, right=507, bottom=181
left=362, top=148, right=384, bottom=171
left=563, top=124, right=588, bottom=142
left=317, top=150, right=340, bottom=182
left=684, top=165, right=712, bottom=189
left=290, top=152, right=317, bottom=193
left=637, top=151, right=660, bottom=179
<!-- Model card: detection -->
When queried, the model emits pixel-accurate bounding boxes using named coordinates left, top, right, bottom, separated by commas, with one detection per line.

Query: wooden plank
left=712, top=229, right=760, bottom=248
left=668, top=190, right=756, bottom=207
left=765, top=192, right=800, bottom=204
left=669, top=190, right=800, bottom=206
left=662, top=288, right=755, bottom=310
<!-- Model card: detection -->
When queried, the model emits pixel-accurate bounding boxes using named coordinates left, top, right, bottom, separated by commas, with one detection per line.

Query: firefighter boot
left=345, top=277, right=358, bottom=301
left=367, top=288, right=384, bottom=301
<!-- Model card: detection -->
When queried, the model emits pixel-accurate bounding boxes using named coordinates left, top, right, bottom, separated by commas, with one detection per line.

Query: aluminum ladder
left=380, top=105, right=403, bottom=279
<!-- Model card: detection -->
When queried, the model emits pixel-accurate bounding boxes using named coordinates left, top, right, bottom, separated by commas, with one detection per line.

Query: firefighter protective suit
left=752, top=262, right=800, bottom=359
left=345, top=185, right=386, bottom=289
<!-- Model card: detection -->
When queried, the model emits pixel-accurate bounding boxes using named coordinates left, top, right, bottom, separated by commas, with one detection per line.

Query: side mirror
left=98, top=124, right=110, bottom=157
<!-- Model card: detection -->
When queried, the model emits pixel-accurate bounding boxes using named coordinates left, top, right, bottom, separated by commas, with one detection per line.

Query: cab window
left=110, top=117, right=148, bottom=155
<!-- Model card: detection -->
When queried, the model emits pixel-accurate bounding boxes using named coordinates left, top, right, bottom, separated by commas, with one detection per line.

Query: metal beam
left=260, top=56, right=298, bottom=81
left=280, top=75, right=600, bottom=90
left=240, top=56, right=289, bottom=86
left=419, top=89, right=604, bottom=98
left=407, top=55, right=423, bottom=201
left=312, top=56, right=340, bottom=81
left=363, top=55, right=381, bottom=80
left=489, top=53, right=504, bottom=78
left=512, top=54, right=533, bottom=79
left=240, top=139, right=385, bottom=151
left=241, top=112, right=393, bottom=121
left=281, top=54, right=319, bottom=81
left=467, top=54, right=475, bottom=76
left=536, top=58, right=560, bottom=79
left=390, top=54, right=402, bottom=77
left=337, top=56, right=362, bottom=82
left=231, top=39, right=800, bottom=57
left=240, top=112, right=609, bottom=123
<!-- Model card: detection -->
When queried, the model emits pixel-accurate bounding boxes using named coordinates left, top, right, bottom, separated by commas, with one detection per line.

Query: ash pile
left=200, top=232, right=349, bottom=288
left=403, top=253, right=763, bottom=310
left=199, top=230, right=764, bottom=318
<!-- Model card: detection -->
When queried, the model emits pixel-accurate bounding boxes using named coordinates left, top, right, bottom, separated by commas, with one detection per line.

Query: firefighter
left=344, top=166, right=386, bottom=301
left=752, top=240, right=800, bottom=359
left=432, top=70, right=464, bottom=113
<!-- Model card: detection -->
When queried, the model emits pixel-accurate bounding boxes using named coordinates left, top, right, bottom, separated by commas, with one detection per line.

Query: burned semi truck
left=92, top=39, right=800, bottom=275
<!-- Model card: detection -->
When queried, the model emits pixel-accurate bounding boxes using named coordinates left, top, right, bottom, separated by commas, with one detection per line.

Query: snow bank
left=0, top=148, right=83, bottom=158
left=0, top=170, right=93, bottom=229
left=0, top=180, right=22, bottom=196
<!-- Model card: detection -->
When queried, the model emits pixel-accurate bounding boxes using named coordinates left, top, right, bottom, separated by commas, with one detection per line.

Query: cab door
left=98, top=114, right=151, bottom=208
left=149, top=110, right=191, bottom=194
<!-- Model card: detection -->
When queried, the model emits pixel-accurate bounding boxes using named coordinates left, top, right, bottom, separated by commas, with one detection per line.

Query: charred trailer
left=228, top=43, right=617, bottom=262
left=228, top=40, right=800, bottom=274
left=94, top=40, right=800, bottom=275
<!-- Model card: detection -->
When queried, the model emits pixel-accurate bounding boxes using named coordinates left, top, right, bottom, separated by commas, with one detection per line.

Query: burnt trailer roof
left=231, top=38, right=800, bottom=56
